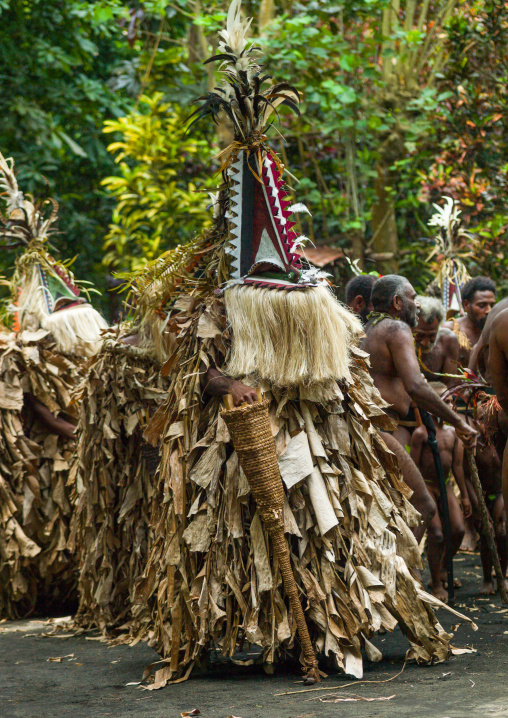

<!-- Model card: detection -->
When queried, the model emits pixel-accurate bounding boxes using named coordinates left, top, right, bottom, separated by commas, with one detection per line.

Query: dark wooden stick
left=466, top=448, right=508, bottom=604
left=418, top=409, right=454, bottom=604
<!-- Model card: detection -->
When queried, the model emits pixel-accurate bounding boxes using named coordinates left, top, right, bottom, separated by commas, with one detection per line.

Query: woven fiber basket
left=221, top=398, right=321, bottom=682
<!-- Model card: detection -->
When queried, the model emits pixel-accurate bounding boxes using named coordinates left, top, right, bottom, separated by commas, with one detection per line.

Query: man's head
left=371, top=274, right=419, bottom=327
left=345, top=274, right=377, bottom=324
left=462, top=276, right=496, bottom=329
left=413, top=296, right=445, bottom=353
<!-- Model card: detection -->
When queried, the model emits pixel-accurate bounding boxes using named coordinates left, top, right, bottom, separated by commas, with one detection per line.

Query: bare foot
left=460, top=531, right=478, bottom=553
left=442, top=576, right=462, bottom=589
left=479, top=581, right=496, bottom=596
left=431, top=584, right=449, bottom=602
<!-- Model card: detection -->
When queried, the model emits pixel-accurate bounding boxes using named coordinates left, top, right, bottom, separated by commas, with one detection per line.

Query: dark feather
left=280, top=98, right=301, bottom=115
left=203, top=53, right=238, bottom=65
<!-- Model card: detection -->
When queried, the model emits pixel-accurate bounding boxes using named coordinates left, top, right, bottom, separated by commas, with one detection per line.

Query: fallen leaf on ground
left=451, top=647, right=477, bottom=655
left=319, top=694, right=395, bottom=703
left=47, top=657, right=62, bottom=662
left=181, top=711, right=200, bottom=717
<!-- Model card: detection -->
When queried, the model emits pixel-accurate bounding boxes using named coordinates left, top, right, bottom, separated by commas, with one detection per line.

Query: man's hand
left=230, top=381, right=258, bottom=406
left=202, top=367, right=259, bottom=406
left=461, top=495, right=472, bottom=519
left=455, top=420, right=477, bottom=448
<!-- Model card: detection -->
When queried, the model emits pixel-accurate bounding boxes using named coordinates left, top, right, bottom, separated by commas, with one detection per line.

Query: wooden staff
left=466, top=448, right=508, bottom=604
left=416, top=408, right=455, bottom=605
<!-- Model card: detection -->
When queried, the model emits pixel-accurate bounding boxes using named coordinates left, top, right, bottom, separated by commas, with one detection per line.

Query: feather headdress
left=188, top=0, right=299, bottom=140
left=426, top=196, right=480, bottom=315
left=0, top=152, right=108, bottom=355
left=187, top=0, right=325, bottom=292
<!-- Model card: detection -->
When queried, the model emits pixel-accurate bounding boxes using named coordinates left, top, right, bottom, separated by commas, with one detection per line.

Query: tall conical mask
left=188, top=1, right=361, bottom=393
left=0, top=153, right=108, bottom=355
left=189, top=0, right=325, bottom=291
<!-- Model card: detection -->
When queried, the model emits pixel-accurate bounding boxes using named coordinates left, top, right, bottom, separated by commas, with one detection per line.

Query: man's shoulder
left=490, top=308, right=508, bottom=342
left=438, top=326, right=460, bottom=347
left=366, top=316, right=411, bottom=333
left=444, top=316, right=466, bottom=330
left=411, top=424, right=427, bottom=442
left=492, top=307, right=508, bottom=325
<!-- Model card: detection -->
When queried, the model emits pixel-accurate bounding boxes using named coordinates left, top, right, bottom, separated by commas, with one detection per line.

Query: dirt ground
left=1, top=553, right=508, bottom=718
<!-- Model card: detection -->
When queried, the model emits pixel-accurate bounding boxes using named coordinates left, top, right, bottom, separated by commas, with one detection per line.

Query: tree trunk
left=259, top=0, right=275, bottom=31
left=371, top=162, right=398, bottom=274
left=349, top=231, right=365, bottom=270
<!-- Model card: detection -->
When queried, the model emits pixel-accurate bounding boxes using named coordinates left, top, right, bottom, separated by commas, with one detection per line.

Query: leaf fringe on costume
left=69, top=334, right=168, bottom=634
left=0, top=330, right=82, bottom=618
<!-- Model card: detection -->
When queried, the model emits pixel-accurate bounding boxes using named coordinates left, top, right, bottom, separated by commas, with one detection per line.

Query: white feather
left=288, top=202, right=312, bottom=216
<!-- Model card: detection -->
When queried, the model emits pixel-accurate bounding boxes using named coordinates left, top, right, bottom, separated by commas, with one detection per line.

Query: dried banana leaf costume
left=0, top=153, right=108, bottom=618
left=70, top=266, right=175, bottom=634
left=136, top=1, right=454, bottom=686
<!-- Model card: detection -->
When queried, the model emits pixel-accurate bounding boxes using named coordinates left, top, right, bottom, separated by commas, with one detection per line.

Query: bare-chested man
left=345, top=274, right=377, bottom=325
left=469, top=296, right=508, bottom=380
left=444, top=276, right=497, bottom=366
left=486, top=307, right=508, bottom=541
left=415, top=296, right=476, bottom=552
left=413, top=296, right=460, bottom=388
left=362, top=275, right=477, bottom=541
left=466, top=399, right=508, bottom=594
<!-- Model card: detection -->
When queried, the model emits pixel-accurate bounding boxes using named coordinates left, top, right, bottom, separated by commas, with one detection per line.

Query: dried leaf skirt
left=139, top=349, right=451, bottom=685
left=0, top=334, right=80, bottom=618
left=69, top=340, right=168, bottom=633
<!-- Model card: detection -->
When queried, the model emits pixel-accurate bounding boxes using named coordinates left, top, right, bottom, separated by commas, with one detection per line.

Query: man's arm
left=202, top=367, right=259, bottom=406
left=27, top=395, right=76, bottom=440
left=489, top=314, right=508, bottom=416
left=451, top=436, right=472, bottom=518
left=468, top=334, right=484, bottom=374
left=441, top=332, right=461, bottom=386
left=409, top=426, right=426, bottom=467
left=388, top=323, right=476, bottom=446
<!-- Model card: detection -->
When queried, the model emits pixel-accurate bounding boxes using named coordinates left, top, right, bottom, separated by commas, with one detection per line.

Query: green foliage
left=1, top=0, right=505, bottom=302
left=0, top=0, right=134, bottom=308
left=102, top=93, right=214, bottom=273
left=417, top=1, right=508, bottom=291
left=255, top=2, right=442, bottom=260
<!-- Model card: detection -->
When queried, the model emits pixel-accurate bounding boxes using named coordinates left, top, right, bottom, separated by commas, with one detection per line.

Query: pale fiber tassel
left=137, top=313, right=177, bottom=365
left=14, top=265, right=52, bottom=331
left=224, top=284, right=363, bottom=389
left=13, top=266, right=107, bottom=355
left=42, top=305, right=108, bottom=357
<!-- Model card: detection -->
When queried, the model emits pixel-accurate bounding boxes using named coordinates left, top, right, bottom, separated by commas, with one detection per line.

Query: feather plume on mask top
left=426, top=196, right=480, bottom=316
